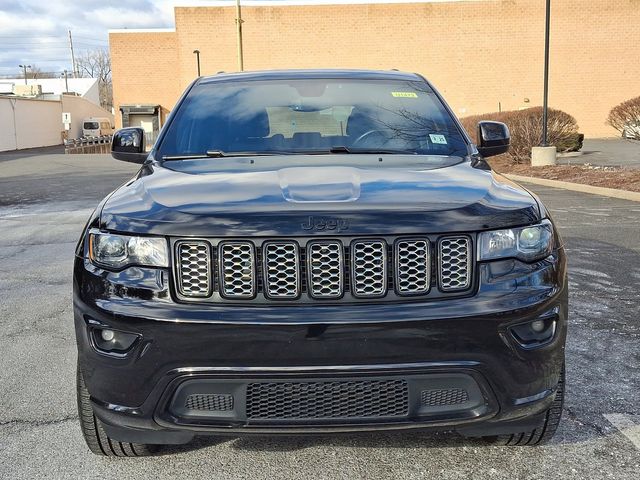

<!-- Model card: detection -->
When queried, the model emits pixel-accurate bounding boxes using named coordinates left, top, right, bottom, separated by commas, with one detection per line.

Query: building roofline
left=108, top=0, right=488, bottom=34
left=174, top=0, right=487, bottom=6
left=109, top=28, right=176, bottom=34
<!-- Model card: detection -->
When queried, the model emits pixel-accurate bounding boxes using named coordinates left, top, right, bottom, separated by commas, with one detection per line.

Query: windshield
left=157, top=78, right=468, bottom=159
left=84, top=122, right=99, bottom=130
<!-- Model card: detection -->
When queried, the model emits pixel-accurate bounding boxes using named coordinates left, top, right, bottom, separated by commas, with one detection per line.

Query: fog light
left=90, top=327, right=140, bottom=355
left=530, top=320, right=545, bottom=333
left=101, top=329, right=115, bottom=342
left=510, top=316, right=557, bottom=348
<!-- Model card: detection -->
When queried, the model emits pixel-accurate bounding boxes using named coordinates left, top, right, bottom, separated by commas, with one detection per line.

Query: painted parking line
left=604, top=414, right=640, bottom=449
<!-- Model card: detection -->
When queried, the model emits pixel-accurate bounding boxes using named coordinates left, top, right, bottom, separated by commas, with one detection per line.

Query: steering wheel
left=352, top=129, right=389, bottom=147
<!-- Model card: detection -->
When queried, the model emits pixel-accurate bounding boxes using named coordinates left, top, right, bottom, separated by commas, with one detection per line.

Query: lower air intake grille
left=246, top=380, right=409, bottom=420
left=185, top=393, right=234, bottom=411
left=420, top=388, right=469, bottom=406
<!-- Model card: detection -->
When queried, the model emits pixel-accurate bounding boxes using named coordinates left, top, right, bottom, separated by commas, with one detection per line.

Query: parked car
left=74, top=70, right=567, bottom=456
left=82, top=117, right=114, bottom=137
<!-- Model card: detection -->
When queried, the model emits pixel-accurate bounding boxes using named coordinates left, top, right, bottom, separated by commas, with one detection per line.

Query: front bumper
left=74, top=249, right=567, bottom=444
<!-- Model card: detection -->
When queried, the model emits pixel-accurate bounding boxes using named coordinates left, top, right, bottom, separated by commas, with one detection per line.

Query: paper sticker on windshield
left=429, top=134, right=448, bottom=144
left=391, top=92, right=418, bottom=98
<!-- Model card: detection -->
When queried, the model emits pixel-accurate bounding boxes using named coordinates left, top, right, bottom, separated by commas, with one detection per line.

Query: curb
left=504, top=174, right=640, bottom=203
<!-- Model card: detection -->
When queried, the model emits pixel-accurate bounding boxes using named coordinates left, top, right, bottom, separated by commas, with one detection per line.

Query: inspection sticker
left=429, top=134, right=448, bottom=144
left=391, top=92, right=418, bottom=98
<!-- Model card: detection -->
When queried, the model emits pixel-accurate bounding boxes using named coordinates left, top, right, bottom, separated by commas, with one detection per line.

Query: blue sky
left=0, top=0, right=190, bottom=76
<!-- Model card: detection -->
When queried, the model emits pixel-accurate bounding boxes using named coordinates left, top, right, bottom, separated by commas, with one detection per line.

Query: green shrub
left=607, top=96, right=640, bottom=140
left=460, top=107, right=580, bottom=163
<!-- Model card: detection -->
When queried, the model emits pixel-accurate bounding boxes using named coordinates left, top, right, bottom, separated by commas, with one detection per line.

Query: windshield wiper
left=162, top=150, right=278, bottom=160
left=328, top=146, right=416, bottom=155
left=162, top=147, right=418, bottom=161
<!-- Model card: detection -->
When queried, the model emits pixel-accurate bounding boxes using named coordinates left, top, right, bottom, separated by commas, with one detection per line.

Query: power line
left=75, top=36, right=109, bottom=42
left=0, top=59, right=72, bottom=65
left=1, top=41, right=107, bottom=46
left=0, top=34, right=107, bottom=41
left=2, top=46, right=106, bottom=51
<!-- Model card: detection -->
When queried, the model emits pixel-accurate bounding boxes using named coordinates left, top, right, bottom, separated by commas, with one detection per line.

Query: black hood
left=100, top=156, right=540, bottom=236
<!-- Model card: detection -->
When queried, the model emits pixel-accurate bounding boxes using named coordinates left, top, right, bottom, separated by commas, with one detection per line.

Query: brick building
left=109, top=0, right=640, bottom=139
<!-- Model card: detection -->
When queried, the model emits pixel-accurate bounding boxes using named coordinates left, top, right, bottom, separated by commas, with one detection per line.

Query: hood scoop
left=279, top=167, right=361, bottom=203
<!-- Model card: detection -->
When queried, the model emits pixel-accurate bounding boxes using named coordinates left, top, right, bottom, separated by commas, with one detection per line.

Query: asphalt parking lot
left=579, top=139, right=640, bottom=169
left=0, top=150, right=638, bottom=479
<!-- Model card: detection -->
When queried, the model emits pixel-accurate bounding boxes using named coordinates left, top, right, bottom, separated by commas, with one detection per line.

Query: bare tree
left=26, top=65, right=58, bottom=79
left=607, top=96, right=640, bottom=140
left=75, top=49, right=113, bottom=111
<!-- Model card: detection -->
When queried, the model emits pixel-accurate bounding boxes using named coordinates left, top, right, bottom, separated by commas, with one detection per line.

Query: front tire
left=76, top=365, right=160, bottom=457
left=486, top=365, right=565, bottom=446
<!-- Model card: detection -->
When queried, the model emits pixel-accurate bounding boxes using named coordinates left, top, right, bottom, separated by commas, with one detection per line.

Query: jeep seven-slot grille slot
left=173, top=236, right=472, bottom=302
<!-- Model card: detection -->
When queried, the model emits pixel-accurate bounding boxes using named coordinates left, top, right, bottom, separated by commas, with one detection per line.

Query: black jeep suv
left=74, top=70, right=567, bottom=456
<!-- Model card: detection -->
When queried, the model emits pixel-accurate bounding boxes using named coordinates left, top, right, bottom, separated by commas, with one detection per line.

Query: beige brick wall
left=109, top=31, right=181, bottom=128
left=111, top=0, right=640, bottom=137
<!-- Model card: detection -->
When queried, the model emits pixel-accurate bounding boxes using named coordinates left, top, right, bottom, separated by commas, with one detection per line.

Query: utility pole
left=18, top=64, right=31, bottom=84
left=541, top=0, right=551, bottom=146
left=235, top=0, right=244, bottom=71
left=68, top=29, right=78, bottom=78
left=62, top=70, right=69, bottom=93
left=531, top=0, right=556, bottom=166
left=193, top=49, right=201, bottom=76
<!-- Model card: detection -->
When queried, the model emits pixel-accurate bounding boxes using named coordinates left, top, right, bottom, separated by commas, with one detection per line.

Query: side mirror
left=111, top=127, right=147, bottom=164
left=477, top=121, right=510, bottom=158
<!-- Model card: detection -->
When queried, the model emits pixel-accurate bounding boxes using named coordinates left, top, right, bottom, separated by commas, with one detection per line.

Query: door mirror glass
left=477, top=121, right=510, bottom=158
left=111, top=128, right=147, bottom=163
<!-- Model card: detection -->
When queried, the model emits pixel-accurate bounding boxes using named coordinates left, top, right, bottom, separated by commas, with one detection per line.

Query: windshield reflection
left=158, top=79, right=469, bottom=160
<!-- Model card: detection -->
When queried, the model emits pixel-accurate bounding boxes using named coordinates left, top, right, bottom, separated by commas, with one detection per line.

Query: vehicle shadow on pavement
left=158, top=408, right=626, bottom=456
left=161, top=430, right=486, bottom=455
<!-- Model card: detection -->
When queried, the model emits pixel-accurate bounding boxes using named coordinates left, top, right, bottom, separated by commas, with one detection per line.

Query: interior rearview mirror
left=476, top=121, right=510, bottom=158
left=111, top=128, right=147, bottom=164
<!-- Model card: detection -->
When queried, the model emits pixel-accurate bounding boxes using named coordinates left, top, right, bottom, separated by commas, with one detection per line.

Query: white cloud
left=0, top=0, right=193, bottom=75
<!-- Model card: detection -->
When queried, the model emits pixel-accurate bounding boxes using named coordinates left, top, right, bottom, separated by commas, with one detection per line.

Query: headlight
left=89, top=231, right=168, bottom=269
left=478, top=220, right=554, bottom=262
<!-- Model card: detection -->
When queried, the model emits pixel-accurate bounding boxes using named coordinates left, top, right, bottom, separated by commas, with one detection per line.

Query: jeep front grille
left=308, top=241, right=344, bottom=299
left=439, top=237, right=472, bottom=291
left=352, top=240, right=387, bottom=297
left=395, top=239, right=430, bottom=295
left=175, top=241, right=211, bottom=297
left=219, top=242, right=255, bottom=298
left=173, top=235, right=473, bottom=302
left=263, top=241, right=300, bottom=299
